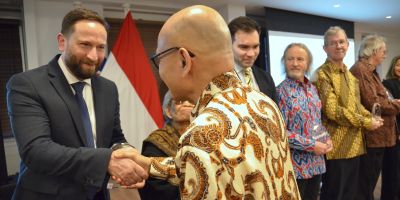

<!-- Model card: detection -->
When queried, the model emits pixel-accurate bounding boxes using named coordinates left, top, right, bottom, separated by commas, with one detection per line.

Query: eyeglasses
left=327, top=39, right=348, bottom=47
left=150, top=47, right=195, bottom=69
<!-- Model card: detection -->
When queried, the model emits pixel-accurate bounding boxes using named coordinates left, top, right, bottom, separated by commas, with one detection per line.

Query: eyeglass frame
left=327, top=39, right=348, bottom=47
left=150, top=47, right=195, bottom=69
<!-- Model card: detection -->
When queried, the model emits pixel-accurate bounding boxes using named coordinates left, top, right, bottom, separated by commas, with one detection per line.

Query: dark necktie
left=71, top=82, right=95, bottom=148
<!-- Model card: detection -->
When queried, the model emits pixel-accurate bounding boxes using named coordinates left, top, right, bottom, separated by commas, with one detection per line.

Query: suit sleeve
left=109, top=81, right=128, bottom=145
left=266, top=74, right=279, bottom=104
left=7, top=73, right=112, bottom=188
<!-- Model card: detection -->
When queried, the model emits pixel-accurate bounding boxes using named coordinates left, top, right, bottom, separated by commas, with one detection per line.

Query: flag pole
left=122, top=3, right=131, bottom=17
left=73, top=1, right=82, bottom=9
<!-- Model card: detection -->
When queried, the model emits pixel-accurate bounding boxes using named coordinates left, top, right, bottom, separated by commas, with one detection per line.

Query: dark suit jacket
left=7, top=55, right=126, bottom=200
left=252, top=66, right=278, bottom=104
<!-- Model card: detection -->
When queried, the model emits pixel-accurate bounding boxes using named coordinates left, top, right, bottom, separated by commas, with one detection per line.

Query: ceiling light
left=386, top=16, right=392, bottom=19
left=333, top=4, right=340, bottom=8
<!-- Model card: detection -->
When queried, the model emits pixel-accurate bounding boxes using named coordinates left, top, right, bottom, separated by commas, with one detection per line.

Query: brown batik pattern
left=179, top=151, right=209, bottom=200
left=149, top=71, right=300, bottom=200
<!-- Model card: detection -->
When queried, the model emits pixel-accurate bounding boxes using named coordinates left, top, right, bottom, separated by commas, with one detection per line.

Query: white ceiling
left=98, top=0, right=400, bottom=35
left=4, top=0, right=399, bottom=34
left=159, top=0, right=400, bottom=34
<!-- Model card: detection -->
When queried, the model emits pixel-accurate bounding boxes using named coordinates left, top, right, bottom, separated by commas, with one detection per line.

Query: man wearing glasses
left=115, top=5, right=300, bottom=200
left=315, top=26, right=383, bottom=200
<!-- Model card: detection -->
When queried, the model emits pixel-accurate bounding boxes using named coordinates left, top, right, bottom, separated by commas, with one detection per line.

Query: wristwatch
left=111, top=142, right=135, bottom=151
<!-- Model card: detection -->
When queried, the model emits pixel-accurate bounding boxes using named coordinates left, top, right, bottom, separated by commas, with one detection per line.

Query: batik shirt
left=149, top=71, right=300, bottom=200
left=315, top=60, right=372, bottom=160
left=277, top=77, right=326, bottom=179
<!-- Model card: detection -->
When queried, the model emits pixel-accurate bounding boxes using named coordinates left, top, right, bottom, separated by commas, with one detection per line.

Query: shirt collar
left=234, top=61, right=251, bottom=74
left=285, top=76, right=310, bottom=87
left=58, top=55, right=92, bottom=86
left=358, top=58, right=376, bottom=73
left=324, top=59, right=348, bottom=73
left=191, top=70, right=241, bottom=118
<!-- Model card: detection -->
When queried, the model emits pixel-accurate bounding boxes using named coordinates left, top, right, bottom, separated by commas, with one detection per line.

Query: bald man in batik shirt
left=115, top=5, right=300, bottom=200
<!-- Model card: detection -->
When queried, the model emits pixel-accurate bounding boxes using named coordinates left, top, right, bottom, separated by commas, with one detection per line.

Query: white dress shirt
left=58, top=56, right=97, bottom=147
left=233, top=62, right=260, bottom=91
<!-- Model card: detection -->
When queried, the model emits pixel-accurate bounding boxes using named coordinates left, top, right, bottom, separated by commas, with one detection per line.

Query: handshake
left=107, top=147, right=152, bottom=188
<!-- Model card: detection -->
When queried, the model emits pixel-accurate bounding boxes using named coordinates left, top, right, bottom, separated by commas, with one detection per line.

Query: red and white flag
left=101, top=12, right=164, bottom=151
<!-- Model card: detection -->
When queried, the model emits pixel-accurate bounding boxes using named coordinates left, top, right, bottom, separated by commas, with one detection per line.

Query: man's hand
left=121, top=180, right=146, bottom=189
left=113, top=148, right=152, bottom=173
left=108, top=148, right=148, bottom=186
left=313, top=141, right=329, bottom=155
left=325, top=138, right=333, bottom=153
left=370, top=117, right=384, bottom=130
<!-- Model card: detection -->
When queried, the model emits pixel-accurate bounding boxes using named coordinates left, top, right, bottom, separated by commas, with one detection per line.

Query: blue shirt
left=277, top=77, right=326, bottom=179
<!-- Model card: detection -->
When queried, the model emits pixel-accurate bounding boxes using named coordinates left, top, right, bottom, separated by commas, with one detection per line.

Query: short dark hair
left=228, top=16, right=261, bottom=41
left=61, top=8, right=108, bottom=36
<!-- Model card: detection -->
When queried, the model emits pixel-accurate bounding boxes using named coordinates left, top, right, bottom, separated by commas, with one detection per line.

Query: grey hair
left=162, top=90, right=173, bottom=120
left=323, top=26, right=348, bottom=47
left=358, top=34, right=386, bottom=59
left=281, top=43, right=313, bottom=74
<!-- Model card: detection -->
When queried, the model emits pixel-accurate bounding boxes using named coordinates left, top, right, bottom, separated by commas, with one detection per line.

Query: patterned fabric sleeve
left=286, top=130, right=315, bottom=151
left=149, top=157, right=180, bottom=186
left=175, top=146, right=219, bottom=200
left=316, top=69, right=372, bottom=129
left=277, top=88, right=315, bottom=151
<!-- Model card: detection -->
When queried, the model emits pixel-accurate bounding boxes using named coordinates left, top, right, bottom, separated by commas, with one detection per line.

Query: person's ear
left=57, top=33, right=66, bottom=51
left=165, top=105, right=173, bottom=119
left=179, top=48, right=193, bottom=75
left=323, top=45, right=328, bottom=54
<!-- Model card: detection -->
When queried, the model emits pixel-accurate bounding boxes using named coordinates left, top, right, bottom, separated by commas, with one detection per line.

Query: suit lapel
left=91, top=77, right=105, bottom=147
left=252, top=67, right=267, bottom=94
left=47, top=56, right=88, bottom=146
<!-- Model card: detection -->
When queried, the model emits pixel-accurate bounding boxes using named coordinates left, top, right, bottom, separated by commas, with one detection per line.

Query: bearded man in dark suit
left=6, top=8, right=147, bottom=200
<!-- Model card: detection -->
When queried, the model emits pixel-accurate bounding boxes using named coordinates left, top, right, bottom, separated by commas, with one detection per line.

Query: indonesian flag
left=101, top=12, right=164, bottom=151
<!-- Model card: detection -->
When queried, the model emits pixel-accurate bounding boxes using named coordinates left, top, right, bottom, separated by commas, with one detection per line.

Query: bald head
left=157, top=5, right=234, bottom=104
left=158, top=5, right=233, bottom=71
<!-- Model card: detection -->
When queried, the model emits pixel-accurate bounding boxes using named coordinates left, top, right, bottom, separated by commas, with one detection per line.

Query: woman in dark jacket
left=382, top=55, right=400, bottom=200
left=139, top=91, right=194, bottom=200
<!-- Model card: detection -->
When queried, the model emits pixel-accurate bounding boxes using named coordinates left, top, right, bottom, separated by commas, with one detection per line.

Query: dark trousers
left=381, top=145, right=399, bottom=200
left=355, top=146, right=399, bottom=200
left=297, top=175, right=322, bottom=200
left=397, top=143, right=400, bottom=200
left=320, top=156, right=360, bottom=200
left=355, top=148, right=384, bottom=200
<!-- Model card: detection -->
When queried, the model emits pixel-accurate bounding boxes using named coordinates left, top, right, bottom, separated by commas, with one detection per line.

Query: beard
left=64, top=53, right=100, bottom=80
left=287, top=70, right=304, bottom=80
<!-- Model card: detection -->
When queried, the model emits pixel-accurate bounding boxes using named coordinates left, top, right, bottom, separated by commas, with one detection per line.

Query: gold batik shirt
left=150, top=71, right=300, bottom=200
left=315, top=60, right=372, bottom=160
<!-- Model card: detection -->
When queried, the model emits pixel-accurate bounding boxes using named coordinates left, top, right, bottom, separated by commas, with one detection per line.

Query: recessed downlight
left=333, top=4, right=340, bottom=8
left=386, top=16, right=392, bottom=19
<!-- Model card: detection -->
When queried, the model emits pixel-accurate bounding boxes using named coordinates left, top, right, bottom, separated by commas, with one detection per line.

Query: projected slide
left=268, top=31, right=355, bottom=85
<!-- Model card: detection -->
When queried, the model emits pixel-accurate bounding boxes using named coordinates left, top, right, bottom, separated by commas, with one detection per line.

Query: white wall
left=354, top=22, right=400, bottom=79
left=23, top=0, right=103, bottom=69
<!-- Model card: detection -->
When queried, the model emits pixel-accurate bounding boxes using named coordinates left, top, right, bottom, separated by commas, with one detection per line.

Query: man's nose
left=246, top=49, right=256, bottom=57
left=87, top=47, right=98, bottom=61
left=292, top=60, right=299, bottom=66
